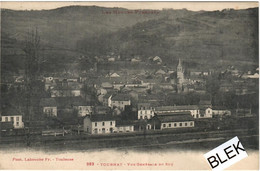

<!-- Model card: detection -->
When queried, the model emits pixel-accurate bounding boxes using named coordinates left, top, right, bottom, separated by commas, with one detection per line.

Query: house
left=137, top=103, right=155, bottom=120
left=155, top=69, right=166, bottom=75
left=103, top=93, right=113, bottom=106
left=109, top=94, right=131, bottom=110
left=101, top=82, right=113, bottom=89
left=94, top=106, right=111, bottom=115
left=211, top=106, right=231, bottom=117
left=114, top=120, right=134, bottom=133
left=1, top=113, right=24, bottom=129
left=108, top=57, right=115, bottom=62
left=151, top=112, right=195, bottom=130
left=83, top=114, right=116, bottom=134
left=152, top=56, right=162, bottom=64
left=83, top=115, right=134, bottom=134
left=39, top=98, right=58, bottom=117
left=155, top=105, right=200, bottom=118
left=55, top=97, right=93, bottom=117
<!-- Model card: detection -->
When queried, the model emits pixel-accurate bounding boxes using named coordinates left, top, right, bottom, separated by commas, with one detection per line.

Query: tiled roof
left=111, top=94, right=131, bottom=101
left=89, top=114, right=115, bottom=122
left=156, top=113, right=194, bottom=123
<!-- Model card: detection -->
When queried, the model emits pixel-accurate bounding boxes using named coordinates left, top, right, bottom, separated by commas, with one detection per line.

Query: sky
left=0, top=1, right=258, bottom=11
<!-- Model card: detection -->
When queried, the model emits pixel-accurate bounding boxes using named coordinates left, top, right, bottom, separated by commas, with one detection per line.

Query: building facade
left=1, top=115, right=24, bottom=129
left=137, top=103, right=155, bottom=120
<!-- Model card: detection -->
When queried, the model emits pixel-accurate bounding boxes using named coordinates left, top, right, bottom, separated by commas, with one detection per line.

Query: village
left=1, top=54, right=258, bottom=138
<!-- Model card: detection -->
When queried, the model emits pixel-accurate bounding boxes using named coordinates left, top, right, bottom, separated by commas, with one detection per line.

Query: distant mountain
left=1, top=6, right=258, bottom=75
left=1, top=5, right=198, bottom=74
left=1, top=6, right=195, bottom=49
left=78, top=7, right=258, bottom=68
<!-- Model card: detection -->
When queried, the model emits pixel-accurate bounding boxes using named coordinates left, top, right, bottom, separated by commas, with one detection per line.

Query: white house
left=83, top=115, right=134, bottom=134
left=84, top=115, right=116, bottom=134
left=137, top=103, right=155, bottom=120
left=109, top=94, right=131, bottom=111
left=1, top=114, right=24, bottom=129
left=39, top=98, right=58, bottom=117
left=203, top=107, right=231, bottom=117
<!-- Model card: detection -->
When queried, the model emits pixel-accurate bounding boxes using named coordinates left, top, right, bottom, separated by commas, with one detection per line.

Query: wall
left=160, top=121, right=194, bottom=130
left=91, top=120, right=116, bottom=134
left=43, top=107, right=57, bottom=117
left=1, top=115, right=24, bottom=129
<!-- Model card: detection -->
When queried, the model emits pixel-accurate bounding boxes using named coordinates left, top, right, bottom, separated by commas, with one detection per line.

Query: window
left=16, top=117, right=19, bottom=121
left=102, top=122, right=105, bottom=126
left=140, top=111, right=142, bottom=114
left=190, top=122, right=193, bottom=126
left=208, top=110, right=210, bottom=114
left=179, top=123, right=182, bottom=127
left=163, top=124, right=166, bottom=128
left=16, top=122, right=19, bottom=126
left=169, top=124, right=171, bottom=127
left=185, top=123, right=187, bottom=126
left=95, top=122, right=97, bottom=127
left=140, top=116, right=143, bottom=119
left=5, top=117, right=8, bottom=122
left=174, top=123, right=177, bottom=127
left=110, top=121, right=112, bottom=126
left=11, top=117, right=14, bottom=122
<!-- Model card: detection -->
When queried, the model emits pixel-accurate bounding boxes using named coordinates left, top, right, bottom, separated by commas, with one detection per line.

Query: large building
left=109, top=94, right=131, bottom=111
left=83, top=114, right=134, bottom=134
left=137, top=103, right=155, bottom=120
left=155, top=105, right=200, bottom=118
left=149, top=112, right=195, bottom=130
left=1, top=114, right=24, bottom=129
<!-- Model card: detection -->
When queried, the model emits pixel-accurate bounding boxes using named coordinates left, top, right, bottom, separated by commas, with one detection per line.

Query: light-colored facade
left=1, top=115, right=24, bottom=129
left=109, top=95, right=131, bottom=111
left=161, top=121, right=194, bottom=130
left=204, top=107, right=231, bottom=117
left=83, top=115, right=134, bottom=134
left=43, top=107, right=57, bottom=117
left=114, top=125, right=134, bottom=133
left=84, top=118, right=116, bottom=134
left=138, top=103, right=155, bottom=120
left=74, top=106, right=93, bottom=117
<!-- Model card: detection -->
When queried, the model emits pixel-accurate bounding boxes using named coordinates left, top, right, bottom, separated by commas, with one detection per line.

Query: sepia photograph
left=0, top=1, right=259, bottom=170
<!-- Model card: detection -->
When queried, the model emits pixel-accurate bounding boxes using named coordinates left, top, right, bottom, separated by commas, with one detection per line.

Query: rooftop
left=155, top=105, right=199, bottom=111
left=111, top=94, right=131, bottom=101
left=87, top=114, right=116, bottom=122
left=156, top=113, right=194, bottom=123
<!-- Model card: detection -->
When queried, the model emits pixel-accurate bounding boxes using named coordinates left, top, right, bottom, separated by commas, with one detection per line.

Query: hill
left=78, top=8, right=259, bottom=70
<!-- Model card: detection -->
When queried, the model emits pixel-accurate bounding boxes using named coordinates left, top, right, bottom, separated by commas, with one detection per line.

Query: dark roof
left=111, top=94, right=131, bottom=101
left=39, top=98, right=57, bottom=107
left=116, top=120, right=134, bottom=126
left=1, top=107, right=22, bottom=116
left=156, top=113, right=194, bottom=123
left=212, top=106, right=230, bottom=110
left=138, top=103, right=151, bottom=109
left=88, top=114, right=116, bottom=122
left=155, top=105, right=199, bottom=111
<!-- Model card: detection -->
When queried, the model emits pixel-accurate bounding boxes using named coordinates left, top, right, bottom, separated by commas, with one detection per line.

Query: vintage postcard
left=0, top=1, right=259, bottom=170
